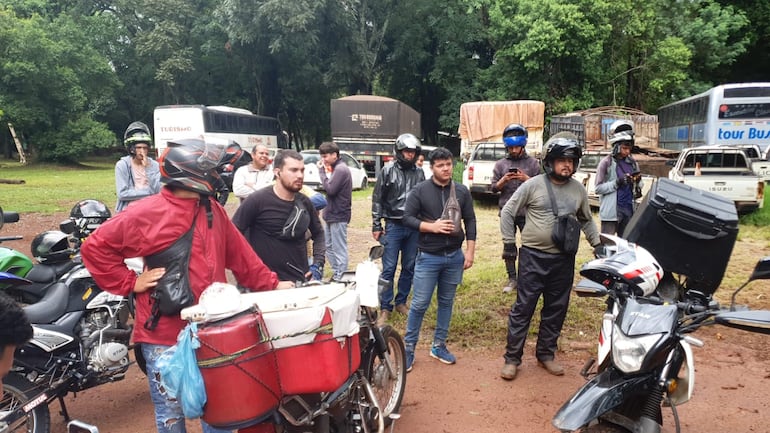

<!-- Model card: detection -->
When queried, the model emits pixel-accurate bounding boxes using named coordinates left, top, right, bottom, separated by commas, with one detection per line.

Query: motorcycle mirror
left=0, top=208, right=21, bottom=230
left=574, top=279, right=608, bottom=297
left=67, top=420, right=99, bottom=433
left=60, top=219, right=76, bottom=234
left=729, top=256, right=770, bottom=311
left=748, top=256, right=770, bottom=281
left=368, top=245, right=384, bottom=261
left=714, top=310, right=770, bottom=335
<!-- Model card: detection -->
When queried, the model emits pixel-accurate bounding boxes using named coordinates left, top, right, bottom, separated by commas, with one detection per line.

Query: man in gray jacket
left=115, top=121, right=160, bottom=212
left=594, top=120, right=643, bottom=236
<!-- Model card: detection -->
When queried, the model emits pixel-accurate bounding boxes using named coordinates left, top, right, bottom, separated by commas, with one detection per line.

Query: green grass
left=739, top=190, right=770, bottom=228
left=0, top=159, right=117, bottom=213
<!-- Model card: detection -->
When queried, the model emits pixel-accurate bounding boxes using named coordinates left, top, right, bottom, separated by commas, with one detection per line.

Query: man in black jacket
left=402, top=147, right=476, bottom=372
left=371, top=133, right=425, bottom=326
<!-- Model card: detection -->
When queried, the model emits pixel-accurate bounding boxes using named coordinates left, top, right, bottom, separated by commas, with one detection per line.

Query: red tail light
left=468, top=165, right=474, bottom=181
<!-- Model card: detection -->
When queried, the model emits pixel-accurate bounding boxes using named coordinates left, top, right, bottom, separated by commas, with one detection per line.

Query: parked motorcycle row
left=2, top=177, right=770, bottom=433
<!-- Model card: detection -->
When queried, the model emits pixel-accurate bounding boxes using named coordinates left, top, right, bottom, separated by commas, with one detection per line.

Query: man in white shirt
left=232, top=144, right=274, bottom=201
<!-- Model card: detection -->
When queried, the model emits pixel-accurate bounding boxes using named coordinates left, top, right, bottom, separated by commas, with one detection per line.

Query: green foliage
left=0, top=6, right=119, bottom=161
left=0, top=0, right=765, bottom=161
left=34, top=116, right=116, bottom=162
left=739, top=192, right=770, bottom=228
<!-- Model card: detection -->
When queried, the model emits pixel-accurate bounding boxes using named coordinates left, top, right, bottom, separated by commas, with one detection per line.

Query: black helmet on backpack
left=31, top=230, right=74, bottom=264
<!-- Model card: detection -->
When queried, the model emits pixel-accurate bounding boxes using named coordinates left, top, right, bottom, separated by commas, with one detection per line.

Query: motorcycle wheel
left=1, top=373, right=51, bottom=433
left=362, top=325, right=407, bottom=427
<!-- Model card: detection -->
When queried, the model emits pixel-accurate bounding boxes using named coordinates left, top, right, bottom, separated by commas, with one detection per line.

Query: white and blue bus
left=153, top=105, right=288, bottom=156
left=657, top=83, right=770, bottom=152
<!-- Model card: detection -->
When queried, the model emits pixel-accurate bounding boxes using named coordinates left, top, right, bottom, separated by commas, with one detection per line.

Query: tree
left=0, top=7, right=119, bottom=162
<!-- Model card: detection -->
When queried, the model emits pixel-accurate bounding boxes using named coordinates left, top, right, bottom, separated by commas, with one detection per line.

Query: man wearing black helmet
left=82, top=138, right=294, bottom=433
left=595, top=120, right=643, bottom=236
left=372, top=133, right=425, bottom=326
left=491, top=124, right=541, bottom=293
left=499, top=132, right=601, bottom=381
left=115, top=121, right=161, bottom=212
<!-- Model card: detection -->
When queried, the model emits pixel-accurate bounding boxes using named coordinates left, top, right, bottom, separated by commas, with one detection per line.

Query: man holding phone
left=491, top=124, right=541, bottom=293
left=595, top=119, right=644, bottom=236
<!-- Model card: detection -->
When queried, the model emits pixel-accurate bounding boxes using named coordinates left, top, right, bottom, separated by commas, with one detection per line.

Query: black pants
left=503, top=246, right=575, bottom=365
left=503, top=215, right=526, bottom=280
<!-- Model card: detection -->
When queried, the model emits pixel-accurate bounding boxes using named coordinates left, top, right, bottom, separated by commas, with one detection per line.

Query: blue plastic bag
left=158, top=323, right=207, bottom=418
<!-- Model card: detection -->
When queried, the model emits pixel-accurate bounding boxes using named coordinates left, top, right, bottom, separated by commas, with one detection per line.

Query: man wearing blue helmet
left=491, top=124, right=541, bottom=293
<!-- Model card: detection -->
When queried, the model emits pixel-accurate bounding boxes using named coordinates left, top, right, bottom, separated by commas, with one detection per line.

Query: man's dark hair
left=318, top=141, right=339, bottom=156
left=273, top=149, right=303, bottom=169
left=428, top=147, right=454, bottom=166
left=0, top=293, right=33, bottom=353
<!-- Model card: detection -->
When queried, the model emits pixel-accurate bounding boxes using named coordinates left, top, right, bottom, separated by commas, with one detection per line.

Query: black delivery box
left=623, top=178, right=738, bottom=295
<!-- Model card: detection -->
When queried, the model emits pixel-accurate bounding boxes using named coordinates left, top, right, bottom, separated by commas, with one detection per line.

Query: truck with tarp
left=458, top=100, right=545, bottom=197
left=458, top=100, right=545, bottom=159
left=331, top=95, right=421, bottom=178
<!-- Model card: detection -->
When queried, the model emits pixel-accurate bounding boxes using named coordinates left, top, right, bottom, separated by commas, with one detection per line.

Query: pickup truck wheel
left=360, top=177, right=368, bottom=190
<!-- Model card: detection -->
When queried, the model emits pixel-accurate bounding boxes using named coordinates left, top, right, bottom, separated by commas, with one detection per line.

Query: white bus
left=658, top=83, right=770, bottom=152
left=153, top=105, right=288, bottom=155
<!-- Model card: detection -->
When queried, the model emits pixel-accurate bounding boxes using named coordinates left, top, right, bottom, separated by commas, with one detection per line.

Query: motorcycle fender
left=552, top=370, right=655, bottom=432
left=667, top=340, right=694, bottom=406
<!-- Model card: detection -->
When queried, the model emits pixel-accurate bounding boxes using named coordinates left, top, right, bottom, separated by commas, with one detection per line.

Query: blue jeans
left=325, top=221, right=349, bottom=280
left=378, top=221, right=419, bottom=311
left=404, top=249, right=465, bottom=349
left=142, top=344, right=231, bottom=433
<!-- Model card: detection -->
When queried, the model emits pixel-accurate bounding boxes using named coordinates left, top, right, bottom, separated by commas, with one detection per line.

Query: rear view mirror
left=60, top=219, right=76, bottom=234
left=748, top=257, right=770, bottom=281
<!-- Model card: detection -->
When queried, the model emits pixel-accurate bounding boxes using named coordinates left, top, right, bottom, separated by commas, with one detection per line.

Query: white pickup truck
left=668, top=146, right=765, bottom=213
left=461, top=142, right=508, bottom=197
left=717, top=144, right=770, bottom=183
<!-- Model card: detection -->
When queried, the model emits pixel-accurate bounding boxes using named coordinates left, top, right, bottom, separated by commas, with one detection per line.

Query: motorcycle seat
left=24, top=281, right=69, bottom=323
left=26, top=261, right=76, bottom=283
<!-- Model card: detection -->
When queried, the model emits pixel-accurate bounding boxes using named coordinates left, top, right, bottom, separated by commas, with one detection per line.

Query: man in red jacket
left=82, top=139, right=293, bottom=433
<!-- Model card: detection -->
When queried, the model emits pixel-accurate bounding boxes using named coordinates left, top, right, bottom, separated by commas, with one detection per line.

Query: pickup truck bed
left=668, top=146, right=765, bottom=213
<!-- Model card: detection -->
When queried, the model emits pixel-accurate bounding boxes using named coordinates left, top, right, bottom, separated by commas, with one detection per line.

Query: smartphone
left=508, top=168, right=519, bottom=173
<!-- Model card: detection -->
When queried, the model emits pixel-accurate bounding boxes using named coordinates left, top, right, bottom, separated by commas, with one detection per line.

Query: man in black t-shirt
left=233, top=150, right=326, bottom=282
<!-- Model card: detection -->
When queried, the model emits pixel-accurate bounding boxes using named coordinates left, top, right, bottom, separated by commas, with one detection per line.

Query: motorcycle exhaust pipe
left=362, top=377, right=385, bottom=433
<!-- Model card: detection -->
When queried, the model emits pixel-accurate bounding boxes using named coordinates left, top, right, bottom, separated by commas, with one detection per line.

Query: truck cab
left=461, top=142, right=507, bottom=197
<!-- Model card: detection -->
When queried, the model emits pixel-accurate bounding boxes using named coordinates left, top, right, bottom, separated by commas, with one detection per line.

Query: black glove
left=615, top=176, right=630, bottom=188
left=502, top=243, right=517, bottom=260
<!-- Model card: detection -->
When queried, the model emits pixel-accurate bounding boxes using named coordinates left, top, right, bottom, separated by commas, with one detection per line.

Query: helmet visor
left=198, top=141, right=226, bottom=171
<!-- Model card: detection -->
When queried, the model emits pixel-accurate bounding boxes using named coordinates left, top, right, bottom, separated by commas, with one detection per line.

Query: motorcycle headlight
left=611, top=325, right=664, bottom=373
